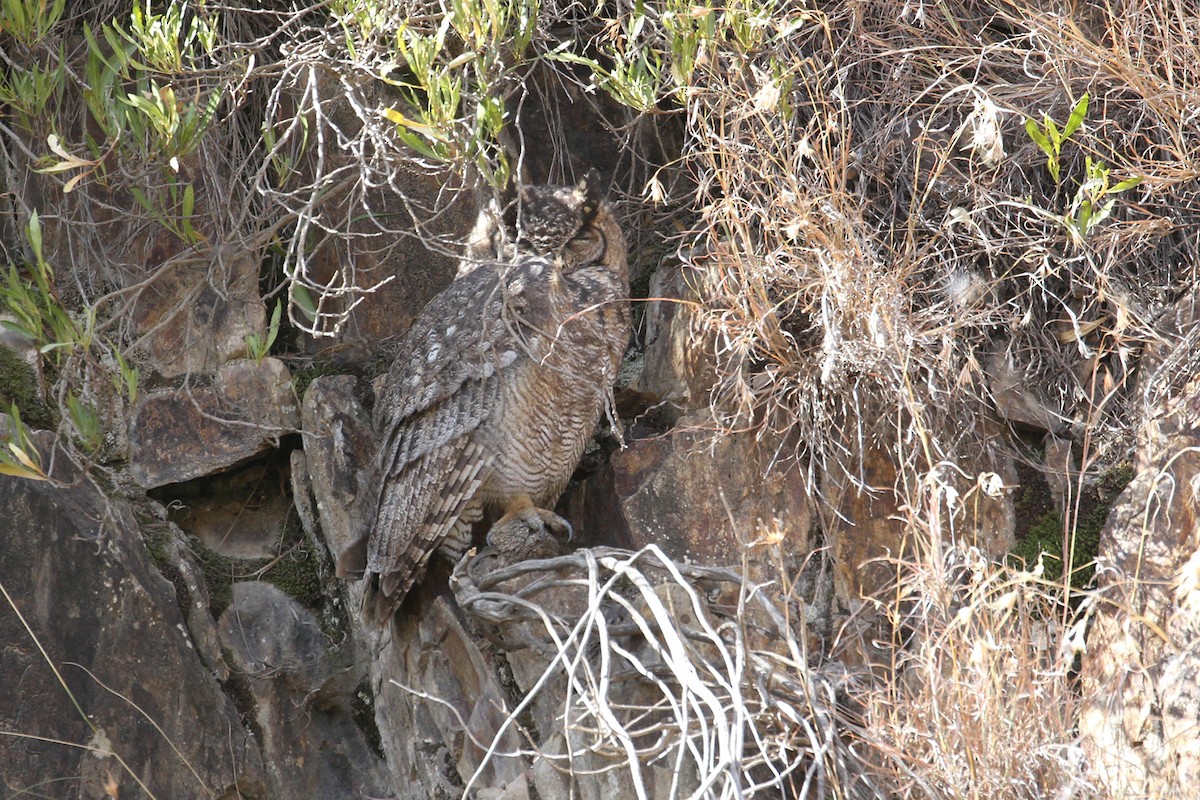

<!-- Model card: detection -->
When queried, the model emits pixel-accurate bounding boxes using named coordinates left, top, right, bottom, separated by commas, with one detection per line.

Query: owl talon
left=486, top=506, right=574, bottom=562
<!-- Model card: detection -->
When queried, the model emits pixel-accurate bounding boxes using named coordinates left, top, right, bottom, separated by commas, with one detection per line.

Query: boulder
left=371, top=595, right=528, bottom=797
left=129, top=232, right=267, bottom=379
left=298, top=374, right=374, bottom=566
left=608, top=410, right=811, bottom=573
left=129, top=357, right=299, bottom=488
left=0, top=426, right=266, bottom=799
left=279, top=70, right=476, bottom=355
left=1079, top=297, right=1200, bottom=798
left=217, top=582, right=389, bottom=799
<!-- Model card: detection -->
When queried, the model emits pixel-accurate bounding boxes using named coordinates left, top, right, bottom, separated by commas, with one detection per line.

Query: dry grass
left=631, top=0, right=1197, bottom=489
left=848, top=494, right=1097, bottom=799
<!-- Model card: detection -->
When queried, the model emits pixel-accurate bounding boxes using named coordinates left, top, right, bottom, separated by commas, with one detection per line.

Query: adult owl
left=340, top=172, right=630, bottom=622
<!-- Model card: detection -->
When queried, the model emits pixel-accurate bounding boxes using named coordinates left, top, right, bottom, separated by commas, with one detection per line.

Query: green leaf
left=129, top=187, right=155, bottom=216
left=0, top=318, right=36, bottom=340
left=1092, top=198, right=1116, bottom=228
left=1024, top=119, right=1052, bottom=158
left=292, top=284, right=317, bottom=321
left=115, top=351, right=138, bottom=403
left=1076, top=200, right=1092, bottom=235
left=26, top=211, right=43, bottom=265
left=265, top=298, right=282, bottom=352
left=1111, top=176, right=1144, bottom=193
left=1063, top=93, right=1089, bottom=139
left=1044, top=116, right=1061, bottom=148
left=390, top=121, right=441, bottom=160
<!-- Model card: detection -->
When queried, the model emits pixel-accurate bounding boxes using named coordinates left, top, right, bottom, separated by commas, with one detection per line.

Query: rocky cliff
left=5, top=3, right=1200, bottom=799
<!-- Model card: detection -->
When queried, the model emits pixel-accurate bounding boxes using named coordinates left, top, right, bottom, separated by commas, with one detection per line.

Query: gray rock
left=280, top=70, right=474, bottom=355
left=298, top=374, right=374, bottom=570
left=144, top=518, right=233, bottom=681
left=218, top=581, right=389, bottom=799
left=633, top=258, right=717, bottom=416
left=1080, top=298, right=1200, bottom=797
left=0, top=425, right=265, bottom=799
left=163, top=458, right=295, bottom=559
left=128, top=236, right=267, bottom=379
left=611, top=409, right=811, bottom=575
left=371, top=596, right=527, bottom=796
left=129, top=357, right=299, bottom=488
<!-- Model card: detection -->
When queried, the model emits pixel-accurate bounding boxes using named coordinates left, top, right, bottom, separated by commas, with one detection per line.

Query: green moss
left=140, top=520, right=192, bottom=618
left=193, top=535, right=237, bottom=619
left=0, top=345, right=54, bottom=429
left=261, top=520, right=326, bottom=611
left=291, top=361, right=338, bottom=403
left=220, top=672, right=263, bottom=742
left=1009, top=461, right=1133, bottom=589
left=351, top=678, right=384, bottom=758
left=1010, top=509, right=1069, bottom=582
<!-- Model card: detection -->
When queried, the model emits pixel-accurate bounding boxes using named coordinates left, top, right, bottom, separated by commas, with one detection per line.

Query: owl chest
left=481, top=330, right=616, bottom=503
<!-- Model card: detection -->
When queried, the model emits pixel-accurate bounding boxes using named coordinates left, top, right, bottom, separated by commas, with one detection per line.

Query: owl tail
left=360, top=569, right=421, bottom=624
left=335, top=534, right=368, bottom=579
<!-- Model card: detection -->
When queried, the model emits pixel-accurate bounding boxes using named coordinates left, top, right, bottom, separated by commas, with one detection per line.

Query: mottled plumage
left=341, top=173, right=630, bottom=622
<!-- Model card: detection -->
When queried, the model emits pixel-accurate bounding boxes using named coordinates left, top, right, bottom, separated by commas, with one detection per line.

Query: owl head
left=462, top=171, right=620, bottom=274
left=502, top=170, right=605, bottom=257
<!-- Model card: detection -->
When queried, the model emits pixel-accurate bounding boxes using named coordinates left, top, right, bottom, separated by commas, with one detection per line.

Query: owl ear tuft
left=575, top=169, right=602, bottom=198
left=575, top=169, right=605, bottom=217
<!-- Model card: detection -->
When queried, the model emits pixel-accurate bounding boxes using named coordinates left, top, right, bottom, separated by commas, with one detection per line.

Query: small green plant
left=1064, top=156, right=1143, bottom=246
left=554, top=0, right=797, bottom=114
left=381, top=0, right=542, bottom=187
left=130, top=179, right=203, bottom=244
left=113, top=351, right=139, bottom=404
left=261, top=115, right=309, bottom=189
left=73, top=4, right=221, bottom=174
left=1025, top=93, right=1089, bottom=184
left=113, top=0, right=218, bottom=75
left=66, top=391, right=103, bottom=454
left=121, top=80, right=223, bottom=163
left=0, top=403, right=48, bottom=481
left=0, top=0, right=65, bottom=46
left=245, top=299, right=282, bottom=363
left=81, top=20, right=134, bottom=147
left=3, top=212, right=137, bottom=464
left=1023, top=93, right=1142, bottom=244
left=2, top=212, right=94, bottom=363
left=0, top=57, right=65, bottom=131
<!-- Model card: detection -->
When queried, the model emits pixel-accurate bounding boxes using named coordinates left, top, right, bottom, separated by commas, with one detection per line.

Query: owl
left=339, top=172, right=630, bottom=622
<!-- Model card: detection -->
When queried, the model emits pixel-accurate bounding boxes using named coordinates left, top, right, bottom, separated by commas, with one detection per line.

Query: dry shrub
left=665, top=0, right=1200, bottom=485
left=844, top=484, right=1097, bottom=800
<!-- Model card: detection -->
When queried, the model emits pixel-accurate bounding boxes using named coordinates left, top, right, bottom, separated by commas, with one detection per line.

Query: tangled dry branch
left=452, top=544, right=892, bottom=799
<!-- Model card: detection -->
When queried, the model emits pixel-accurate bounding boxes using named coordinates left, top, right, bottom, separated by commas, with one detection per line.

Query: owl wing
left=367, top=387, right=497, bottom=617
left=358, top=266, right=514, bottom=618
